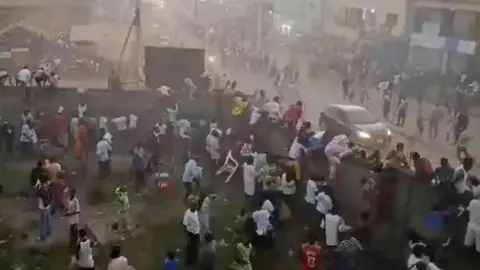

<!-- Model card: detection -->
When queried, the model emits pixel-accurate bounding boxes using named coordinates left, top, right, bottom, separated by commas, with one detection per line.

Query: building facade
left=321, top=0, right=409, bottom=40
left=408, top=0, right=480, bottom=74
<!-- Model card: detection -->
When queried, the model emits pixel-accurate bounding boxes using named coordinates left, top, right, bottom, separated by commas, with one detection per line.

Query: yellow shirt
left=232, top=102, right=247, bottom=116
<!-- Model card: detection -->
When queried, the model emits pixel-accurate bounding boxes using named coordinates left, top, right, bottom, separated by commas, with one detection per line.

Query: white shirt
left=288, top=137, right=306, bottom=160
left=167, top=105, right=178, bottom=122
left=323, top=213, right=341, bottom=246
left=17, top=68, right=31, bottom=84
left=183, top=209, right=200, bottom=234
left=315, top=192, right=333, bottom=214
left=103, top=132, right=113, bottom=143
left=111, top=117, right=128, bottom=131
left=210, top=123, right=222, bottom=136
left=454, top=166, right=470, bottom=194
left=96, top=139, right=112, bottom=161
left=243, top=163, right=257, bottom=196
left=183, top=159, right=199, bottom=183
left=108, top=256, right=129, bottom=270
left=206, top=134, right=221, bottom=160
left=99, top=116, right=109, bottom=130
left=281, top=173, right=296, bottom=195
left=177, top=119, right=191, bottom=138
left=66, top=196, right=80, bottom=225
left=77, top=239, right=95, bottom=268
left=252, top=209, right=271, bottom=235
left=19, top=124, right=37, bottom=143
left=261, top=199, right=274, bottom=213
left=305, top=179, right=318, bottom=204
left=325, top=135, right=351, bottom=164
left=53, top=58, right=61, bottom=67
left=128, top=114, right=138, bottom=129
left=70, top=117, right=79, bottom=135
left=78, top=104, right=88, bottom=118
left=468, top=199, right=480, bottom=225
left=154, top=122, right=167, bottom=138
left=263, top=101, right=281, bottom=120
left=407, top=254, right=442, bottom=270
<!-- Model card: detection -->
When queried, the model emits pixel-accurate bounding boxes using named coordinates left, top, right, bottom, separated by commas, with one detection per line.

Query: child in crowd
left=163, top=251, right=179, bottom=270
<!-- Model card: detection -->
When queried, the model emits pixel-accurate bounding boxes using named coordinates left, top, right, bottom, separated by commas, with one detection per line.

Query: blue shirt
left=131, top=147, right=146, bottom=171
left=182, top=159, right=198, bottom=183
left=163, top=259, right=179, bottom=270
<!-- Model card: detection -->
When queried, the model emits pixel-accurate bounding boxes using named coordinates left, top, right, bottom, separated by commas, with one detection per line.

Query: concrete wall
left=336, top=160, right=468, bottom=259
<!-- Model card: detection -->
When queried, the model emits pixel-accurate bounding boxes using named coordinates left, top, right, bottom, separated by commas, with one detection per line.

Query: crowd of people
left=164, top=76, right=479, bottom=270
left=2, top=42, right=480, bottom=270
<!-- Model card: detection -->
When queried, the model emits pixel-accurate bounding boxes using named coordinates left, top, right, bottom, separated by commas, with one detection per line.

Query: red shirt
left=54, top=114, right=68, bottom=134
left=284, top=105, right=303, bottom=123
left=77, top=124, right=88, bottom=145
left=302, top=243, right=323, bottom=270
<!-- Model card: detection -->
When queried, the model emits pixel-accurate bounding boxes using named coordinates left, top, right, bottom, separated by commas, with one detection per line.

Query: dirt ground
left=0, top=149, right=280, bottom=270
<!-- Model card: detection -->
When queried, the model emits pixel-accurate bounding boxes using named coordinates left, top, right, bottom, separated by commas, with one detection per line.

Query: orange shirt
left=75, top=124, right=88, bottom=159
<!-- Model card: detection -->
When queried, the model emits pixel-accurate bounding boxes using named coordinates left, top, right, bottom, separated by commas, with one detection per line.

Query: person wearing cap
left=54, top=106, right=68, bottom=150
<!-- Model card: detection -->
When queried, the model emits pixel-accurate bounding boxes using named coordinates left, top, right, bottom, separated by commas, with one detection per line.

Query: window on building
left=385, top=13, right=398, bottom=28
left=335, top=6, right=364, bottom=29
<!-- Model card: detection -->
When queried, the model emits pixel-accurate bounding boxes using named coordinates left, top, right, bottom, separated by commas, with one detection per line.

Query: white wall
left=323, top=0, right=408, bottom=40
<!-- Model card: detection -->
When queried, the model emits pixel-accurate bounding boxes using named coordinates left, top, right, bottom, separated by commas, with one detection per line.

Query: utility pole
left=134, top=0, right=142, bottom=87
left=256, top=2, right=262, bottom=51
left=117, top=0, right=142, bottom=87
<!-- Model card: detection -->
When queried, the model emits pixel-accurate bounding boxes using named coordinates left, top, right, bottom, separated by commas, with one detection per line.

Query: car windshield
left=345, top=109, right=376, bottom=125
